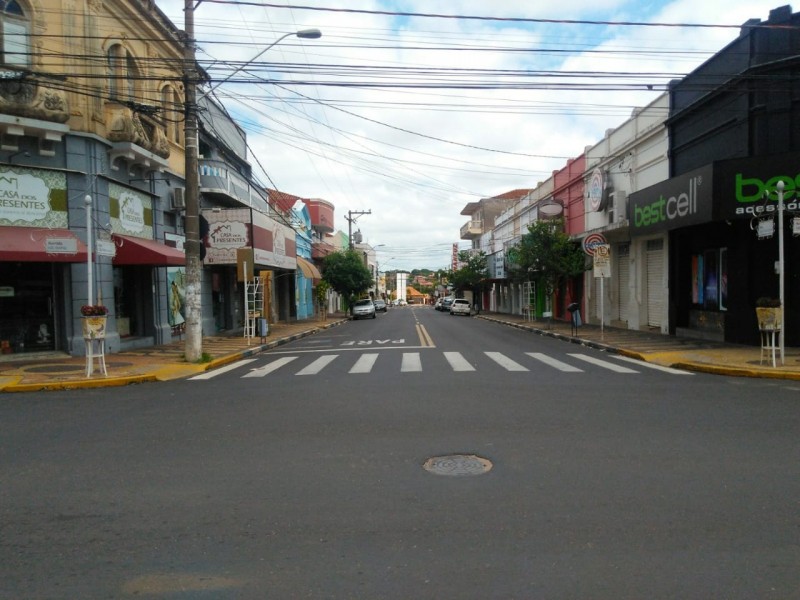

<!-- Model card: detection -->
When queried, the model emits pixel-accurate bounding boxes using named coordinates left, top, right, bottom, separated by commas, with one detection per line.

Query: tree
left=508, top=218, right=588, bottom=303
left=321, top=249, right=374, bottom=312
left=451, top=250, right=488, bottom=294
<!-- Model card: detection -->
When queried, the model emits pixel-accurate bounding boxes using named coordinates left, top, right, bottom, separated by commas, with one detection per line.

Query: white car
left=450, top=299, right=472, bottom=316
left=352, top=299, right=376, bottom=319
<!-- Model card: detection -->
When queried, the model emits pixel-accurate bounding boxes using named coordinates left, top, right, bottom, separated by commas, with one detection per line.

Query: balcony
left=199, top=158, right=270, bottom=213
left=311, top=239, right=336, bottom=260
left=460, top=219, right=483, bottom=239
left=0, top=74, right=70, bottom=155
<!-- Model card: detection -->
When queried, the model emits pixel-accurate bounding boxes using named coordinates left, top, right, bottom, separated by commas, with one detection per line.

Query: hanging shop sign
left=582, top=232, right=608, bottom=255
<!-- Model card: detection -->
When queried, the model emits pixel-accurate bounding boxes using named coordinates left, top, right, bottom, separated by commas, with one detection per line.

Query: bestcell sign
left=731, top=173, right=800, bottom=215
left=716, top=152, right=800, bottom=220
left=628, top=164, right=713, bottom=234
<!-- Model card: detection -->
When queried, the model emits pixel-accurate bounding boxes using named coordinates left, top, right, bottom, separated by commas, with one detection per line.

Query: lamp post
left=183, top=0, right=320, bottom=361
left=777, top=180, right=786, bottom=365
left=84, top=194, right=93, bottom=306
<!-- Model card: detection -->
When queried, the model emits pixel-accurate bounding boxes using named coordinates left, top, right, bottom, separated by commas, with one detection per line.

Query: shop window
left=691, top=247, right=727, bottom=311
left=1, top=0, right=30, bottom=68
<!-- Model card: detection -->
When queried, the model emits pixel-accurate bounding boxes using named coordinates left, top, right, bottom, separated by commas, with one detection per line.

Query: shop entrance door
left=0, top=262, right=57, bottom=354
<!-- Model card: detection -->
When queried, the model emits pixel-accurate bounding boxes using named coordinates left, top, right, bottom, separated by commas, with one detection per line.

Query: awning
left=112, top=234, right=185, bottom=266
left=296, top=256, right=321, bottom=280
left=0, top=226, right=88, bottom=262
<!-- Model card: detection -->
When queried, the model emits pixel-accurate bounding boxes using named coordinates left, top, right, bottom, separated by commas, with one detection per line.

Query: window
left=1, top=0, right=29, bottom=67
left=107, top=43, right=139, bottom=101
left=161, top=85, right=182, bottom=144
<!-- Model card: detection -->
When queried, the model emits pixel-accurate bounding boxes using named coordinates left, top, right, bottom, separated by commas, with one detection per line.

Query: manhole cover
left=423, top=454, right=492, bottom=477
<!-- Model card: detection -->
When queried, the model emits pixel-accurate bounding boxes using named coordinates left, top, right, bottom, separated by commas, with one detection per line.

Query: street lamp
left=200, top=28, right=321, bottom=101
left=183, top=1, right=320, bottom=361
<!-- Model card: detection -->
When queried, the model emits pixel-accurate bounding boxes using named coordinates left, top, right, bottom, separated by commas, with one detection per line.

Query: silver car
left=450, top=299, right=472, bottom=316
left=353, top=299, right=376, bottom=319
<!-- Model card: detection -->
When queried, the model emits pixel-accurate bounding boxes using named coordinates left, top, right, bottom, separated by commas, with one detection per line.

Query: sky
left=157, top=0, right=785, bottom=271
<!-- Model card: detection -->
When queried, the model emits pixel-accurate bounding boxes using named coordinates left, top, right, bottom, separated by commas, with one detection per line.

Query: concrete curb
left=477, top=315, right=800, bottom=380
left=1, top=319, right=348, bottom=392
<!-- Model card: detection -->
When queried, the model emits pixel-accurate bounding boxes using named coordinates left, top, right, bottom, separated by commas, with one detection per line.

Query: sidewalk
left=478, top=312, right=800, bottom=380
left=1, top=310, right=799, bottom=393
left=0, top=316, right=350, bottom=393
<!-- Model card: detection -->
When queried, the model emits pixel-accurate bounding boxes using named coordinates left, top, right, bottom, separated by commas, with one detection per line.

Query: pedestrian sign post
left=593, top=244, right=611, bottom=338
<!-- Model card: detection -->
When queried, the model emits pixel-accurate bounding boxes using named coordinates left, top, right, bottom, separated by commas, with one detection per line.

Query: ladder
left=244, top=275, right=264, bottom=343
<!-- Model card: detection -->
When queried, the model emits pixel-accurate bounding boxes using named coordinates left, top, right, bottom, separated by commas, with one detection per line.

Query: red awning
left=0, top=226, right=88, bottom=262
left=112, top=234, right=185, bottom=266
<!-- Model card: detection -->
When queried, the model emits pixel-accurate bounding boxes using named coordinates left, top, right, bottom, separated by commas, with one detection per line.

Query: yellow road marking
left=416, top=323, right=434, bottom=347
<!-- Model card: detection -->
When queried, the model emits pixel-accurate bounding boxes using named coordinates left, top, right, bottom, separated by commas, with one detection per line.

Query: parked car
left=440, top=297, right=454, bottom=312
left=352, top=298, right=376, bottom=319
left=450, top=298, right=472, bottom=316
left=434, top=298, right=443, bottom=311
left=374, top=299, right=387, bottom=312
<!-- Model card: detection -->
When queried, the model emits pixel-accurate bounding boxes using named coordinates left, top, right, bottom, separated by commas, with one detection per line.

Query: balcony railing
left=460, top=219, right=483, bottom=239
left=199, top=158, right=270, bottom=214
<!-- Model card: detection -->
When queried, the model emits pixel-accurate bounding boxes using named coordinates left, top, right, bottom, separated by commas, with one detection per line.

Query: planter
left=756, top=307, right=782, bottom=331
left=81, top=316, right=107, bottom=339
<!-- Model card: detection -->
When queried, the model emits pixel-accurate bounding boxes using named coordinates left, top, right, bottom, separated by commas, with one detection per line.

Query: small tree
left=321, top=249, right=374, bottom=314
left=315, top=279, right=330, bottom=321
left=451, top=250, right=488, bottom=304
left=508, top=218, right=588, bottom=310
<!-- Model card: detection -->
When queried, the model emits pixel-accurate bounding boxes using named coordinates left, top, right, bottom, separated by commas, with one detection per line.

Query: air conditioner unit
left=171, top=187, right=185, bottom=210
left=608, top=190, right=628, bottom=224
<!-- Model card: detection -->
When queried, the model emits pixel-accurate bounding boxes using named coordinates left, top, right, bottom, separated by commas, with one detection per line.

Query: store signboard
left=628, top=164, right=713, bottom=234
left=0, top=167, right=68, bottom=228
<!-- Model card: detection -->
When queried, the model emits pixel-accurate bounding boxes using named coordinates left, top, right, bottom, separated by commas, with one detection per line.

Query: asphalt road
left=2, top=305, right=799, bottom=598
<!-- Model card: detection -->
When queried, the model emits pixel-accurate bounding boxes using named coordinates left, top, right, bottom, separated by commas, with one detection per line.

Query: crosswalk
left=189, top=350, right=692, bottom=380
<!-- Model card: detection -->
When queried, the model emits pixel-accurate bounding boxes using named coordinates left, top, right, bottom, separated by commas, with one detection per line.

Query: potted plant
left=80, top=304, right=109, bottom=339
left=755, top=297, right=782, bottom=330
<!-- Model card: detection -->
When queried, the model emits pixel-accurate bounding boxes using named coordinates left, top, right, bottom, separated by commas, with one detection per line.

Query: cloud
left=157, top=0, right=782, bottom=270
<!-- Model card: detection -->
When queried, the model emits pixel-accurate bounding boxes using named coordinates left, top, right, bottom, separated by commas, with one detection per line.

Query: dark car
left=374, top=299, right=387, bottom=312
left=440, top=297, right=454, bottom=312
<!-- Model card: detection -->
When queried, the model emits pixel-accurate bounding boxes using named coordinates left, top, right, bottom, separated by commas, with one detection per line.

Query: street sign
left=96, top=239, right=116, bottom=257
left=45, top=237, right=78, bottom=255
left=593, top=243, right=611, bottom=278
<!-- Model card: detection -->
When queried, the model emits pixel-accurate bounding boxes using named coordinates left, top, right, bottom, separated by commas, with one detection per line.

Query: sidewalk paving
left=1, top=309, right=798, bottom=393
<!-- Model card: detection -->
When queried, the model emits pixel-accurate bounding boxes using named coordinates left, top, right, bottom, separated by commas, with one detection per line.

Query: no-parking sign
left=593, top=244, right=611, bottom=278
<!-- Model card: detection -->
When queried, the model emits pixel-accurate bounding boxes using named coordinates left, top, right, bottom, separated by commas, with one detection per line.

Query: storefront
left=203, top=207, right=298, bottom=327
left=0, top=167, right=88, bottom=355
left=630, top=153, right=800, bottom=345
left=108, top=183, right=185, bottom=348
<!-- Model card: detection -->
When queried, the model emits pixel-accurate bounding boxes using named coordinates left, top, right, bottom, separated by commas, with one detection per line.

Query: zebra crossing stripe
left=296, top=354, right=338, bottom=375
left=526, top=352, right=584, bottom=372
left=189, top=359, right=257, bottom=380
left=401, top=352, right=422, bottom=372
left=242, top=356, right=298, bottom=378
left=443, top=352, right=475, bottom=372
left=568, top=353, right=638, bottom=373
left=485, top=352, right=529, bottom=371
left=350, top=353, right=379, bottom=374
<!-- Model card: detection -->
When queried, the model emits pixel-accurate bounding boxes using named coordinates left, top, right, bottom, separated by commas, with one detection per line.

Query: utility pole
left=345, top=210, right=371, bottom=249
left=183, top=0, right=202, bottom=362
